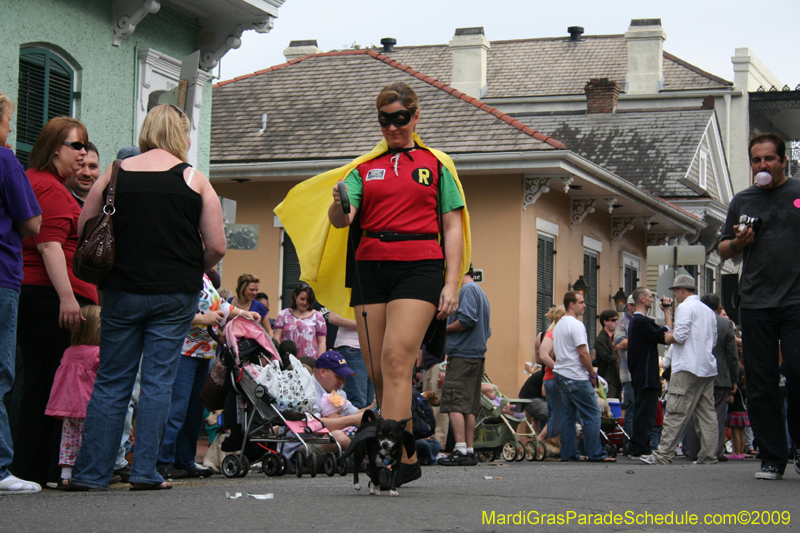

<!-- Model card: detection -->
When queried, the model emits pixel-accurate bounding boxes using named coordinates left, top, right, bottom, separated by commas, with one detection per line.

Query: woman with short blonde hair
left=68, top=104, right=226, bottom=491
left=138, top=104, right=191, bottom=162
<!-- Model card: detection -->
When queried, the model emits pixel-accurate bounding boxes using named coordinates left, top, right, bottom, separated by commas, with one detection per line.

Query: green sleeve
left=439, top=165, right=465, bottom=214
left=343, top=168, right=363, bottom=210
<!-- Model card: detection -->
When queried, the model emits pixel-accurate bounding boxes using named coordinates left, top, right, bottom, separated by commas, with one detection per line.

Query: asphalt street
left=1, top=455, right=796, bottom=532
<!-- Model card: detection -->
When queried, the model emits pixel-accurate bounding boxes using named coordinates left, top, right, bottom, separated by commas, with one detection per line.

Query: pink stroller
left=212, top=316, right=344, bottom=478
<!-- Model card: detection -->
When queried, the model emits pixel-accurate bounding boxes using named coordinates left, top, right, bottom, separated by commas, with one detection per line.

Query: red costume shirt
left=344, top=148, right=463, bottom=261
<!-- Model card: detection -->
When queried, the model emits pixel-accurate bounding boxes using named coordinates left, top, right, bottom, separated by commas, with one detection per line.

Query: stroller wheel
left=535, top=441, right=547, bottom=461
left=222, top=455, right=241, bottom=478
left=515, top=442, right=525, bottom=461
left=293, top=451, right=305, bottom=478
left=605, top=444, right=618, bottom=458
left=276, top=454, right=287, bottom=476
left=337, top=456, right=350, bottom=476
left=236, top=455, right=250, bottom=477
left=501, top=441, right=517, bottom=462
left=324, top=452, right=337, bottom=477
left=308, top=453, right=318, bottom=478
left=524, top=441, right=536, bottom=461
left=263, top=453, right=281, bottom=476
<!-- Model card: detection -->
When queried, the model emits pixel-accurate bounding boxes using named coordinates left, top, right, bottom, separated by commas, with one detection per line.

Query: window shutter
left=281, top=231, right=302, bottom=310
left=583, top=250, right=598, bottom=347
left=537, top=235, right=555, bottom=335
left=624, top=265, right=637, bottom=296
left=16, top=48, right=74, bottom=168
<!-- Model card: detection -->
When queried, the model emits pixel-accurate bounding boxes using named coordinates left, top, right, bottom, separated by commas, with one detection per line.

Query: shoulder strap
left=104, top=159, right=122, bottom=213
left=186, top=167, right=196, bottom=187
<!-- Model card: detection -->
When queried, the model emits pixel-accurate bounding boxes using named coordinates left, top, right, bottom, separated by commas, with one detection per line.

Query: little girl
left=45, top=305, right=101, bottom=487
left=725, top=369, right=749, bottom=460
left=320, top=390, right=357, bottom=437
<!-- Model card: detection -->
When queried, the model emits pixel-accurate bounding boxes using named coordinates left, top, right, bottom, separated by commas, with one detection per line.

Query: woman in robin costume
left=327, top=81, right=467, bottom=486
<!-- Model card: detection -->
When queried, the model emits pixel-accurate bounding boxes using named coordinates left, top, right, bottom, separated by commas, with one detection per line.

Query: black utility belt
left=362, top=230, right=438, bottom=242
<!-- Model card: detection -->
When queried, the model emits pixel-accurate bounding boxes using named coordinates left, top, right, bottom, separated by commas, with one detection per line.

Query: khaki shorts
left=440, top=356, right=484, bottom=416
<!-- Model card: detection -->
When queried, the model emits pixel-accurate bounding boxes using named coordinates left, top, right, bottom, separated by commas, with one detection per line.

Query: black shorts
left=350, top=259, right=444, bottom=307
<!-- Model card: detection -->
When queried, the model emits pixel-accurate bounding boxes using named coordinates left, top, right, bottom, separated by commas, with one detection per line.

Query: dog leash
left=338, top=181, right=380, bottom=413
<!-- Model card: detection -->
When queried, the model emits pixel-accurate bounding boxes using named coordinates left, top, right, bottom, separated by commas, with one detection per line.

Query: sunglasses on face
left=378, top=109, right=412, bottom=128
left=61, top=141, right=88, bottom=151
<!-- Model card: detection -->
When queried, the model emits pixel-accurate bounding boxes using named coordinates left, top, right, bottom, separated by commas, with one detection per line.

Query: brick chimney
left=283, top=40, right=322, bottom=62
left=449, top=27, right=490, bottom=98
left=585, top=78, right=620, bottom=114
left=625, top=19, right=666, bottom=94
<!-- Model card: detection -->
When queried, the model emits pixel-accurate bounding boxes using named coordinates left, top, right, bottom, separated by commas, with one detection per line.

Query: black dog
left=342, top=410, right=416, bottom=496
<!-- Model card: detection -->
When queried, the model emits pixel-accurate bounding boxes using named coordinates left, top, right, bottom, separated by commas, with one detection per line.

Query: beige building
left=209, top=48, right=705, bottom=395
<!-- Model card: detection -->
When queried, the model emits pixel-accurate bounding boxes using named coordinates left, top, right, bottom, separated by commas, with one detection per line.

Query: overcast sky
left=218, top=0, right=798, bottom=89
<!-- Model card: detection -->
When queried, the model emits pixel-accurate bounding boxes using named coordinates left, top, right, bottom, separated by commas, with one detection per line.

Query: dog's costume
left=274, top=133, right=471, bottom=320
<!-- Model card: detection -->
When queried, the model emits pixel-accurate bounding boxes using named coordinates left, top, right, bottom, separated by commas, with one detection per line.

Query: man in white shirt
left=641, top=275, right=718, bottom=465
left=553, top=291, right=613, bottom=462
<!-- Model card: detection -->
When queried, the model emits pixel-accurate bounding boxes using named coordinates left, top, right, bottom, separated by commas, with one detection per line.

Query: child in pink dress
left=45, top=305, right=101, bottom=487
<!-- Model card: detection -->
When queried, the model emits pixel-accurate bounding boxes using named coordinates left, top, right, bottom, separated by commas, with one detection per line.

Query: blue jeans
left=543, top=378, right=562, bottom=438
left=338, top=346, right=374, bottom=409
left=554, top=373, right=606, bottom=461
left=71, top=290, right=198, bottom=489
left=0, top=288, right=19, bottom=482
left=158, top=356, right=210, bottom=469
left=621, top=381, right=635, bottom=449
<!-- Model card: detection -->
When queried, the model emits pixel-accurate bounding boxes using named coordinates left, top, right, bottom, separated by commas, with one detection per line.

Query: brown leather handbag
left=73, top=159, right=121, bottom=285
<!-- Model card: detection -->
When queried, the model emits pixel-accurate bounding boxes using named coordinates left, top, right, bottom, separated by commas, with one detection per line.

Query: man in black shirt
left=627, top=287, right=673, bottom=457
left=719, top=132, right=800, bottom=481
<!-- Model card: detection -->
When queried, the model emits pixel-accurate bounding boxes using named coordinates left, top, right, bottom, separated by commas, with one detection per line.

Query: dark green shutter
left=281, top=231, right=302, bottom=310
left=537, top=234, right=555, bottom=335
left=624, top=264, right=637, bottom=296
left=583, top=250, right=598, bottom=347
left=16, top=48, right=75, bottom=168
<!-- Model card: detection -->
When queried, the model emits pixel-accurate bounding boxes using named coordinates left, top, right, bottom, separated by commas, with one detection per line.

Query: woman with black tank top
left=68, top=105, right=226, bottom=491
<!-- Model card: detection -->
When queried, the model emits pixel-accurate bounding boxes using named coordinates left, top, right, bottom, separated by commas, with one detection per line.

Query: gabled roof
left=211, top=50, right=563, bottom=163
left=520, top=108, right=716, bottom=198
left=385, top=35, right=732, bottom=98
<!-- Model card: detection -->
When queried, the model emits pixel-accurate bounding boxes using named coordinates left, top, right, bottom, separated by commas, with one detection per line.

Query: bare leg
left=449, top=412, right=466, bottom=442
left=464, top=414, right=476, bottom=448
left=355, top=304, right=387, bottom=405
left=381, top=299, right=437, bottom=464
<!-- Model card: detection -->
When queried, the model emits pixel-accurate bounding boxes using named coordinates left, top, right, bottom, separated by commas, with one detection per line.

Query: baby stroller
left=598, top=398, right=626, bottom=457
left=212, top=316, right=345, bottom=478
left=473, top=375, right=547, bottom=462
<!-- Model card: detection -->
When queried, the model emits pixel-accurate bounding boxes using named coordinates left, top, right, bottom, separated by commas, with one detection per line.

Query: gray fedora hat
left=669, top=274, right=697, bottom=291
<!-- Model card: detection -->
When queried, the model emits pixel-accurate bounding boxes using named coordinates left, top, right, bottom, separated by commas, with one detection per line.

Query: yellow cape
left=274, top=133, right=471, bottom=320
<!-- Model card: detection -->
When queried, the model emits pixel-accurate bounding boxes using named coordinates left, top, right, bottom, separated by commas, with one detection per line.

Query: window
left=281, top=231, right=302, bottom=310
left=705, top=267, right=715, bottom=294
left=583, top=250, right=598, bottom=347
left=537, top=234, right=555, bottom=335
left=699, top=152, right=708, bottom=190
left=621, top=252, right=641, bottom=296
left=16, top=47, right=75, bottom=168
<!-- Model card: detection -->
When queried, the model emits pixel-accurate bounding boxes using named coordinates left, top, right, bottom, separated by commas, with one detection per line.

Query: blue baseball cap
left=316, top=350, right=355, bottom=378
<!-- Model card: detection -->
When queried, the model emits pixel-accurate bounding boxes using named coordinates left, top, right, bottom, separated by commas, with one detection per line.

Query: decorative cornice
left=646, top=232, right=686, bottom=246
left=557, top=176, right=574, bottom=193
left=523, top=177, right=553, bottom=210
left=112, top=0, right=161, bottom=47
left=199, top=19, right=275, bottom=70
left=642, top=216, right=655, bottom=231
left=603, top=197, right=618, bottom=213
left=611, top=216, right=636, bottom=242
left=571, top=199, right=597, bottom=229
